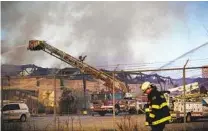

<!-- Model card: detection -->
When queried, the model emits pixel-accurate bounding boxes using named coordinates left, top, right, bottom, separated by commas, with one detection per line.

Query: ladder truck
left=27, top=40, right=138, bottom=116
left=165, top=82, right=208, bottom=122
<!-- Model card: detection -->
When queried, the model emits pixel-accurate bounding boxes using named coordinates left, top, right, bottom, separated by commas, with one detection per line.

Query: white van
left=2, top=102, right=30, bottom=122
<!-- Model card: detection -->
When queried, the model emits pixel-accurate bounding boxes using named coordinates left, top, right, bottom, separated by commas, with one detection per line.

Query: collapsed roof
left=1, top=64, right=208, bottom=89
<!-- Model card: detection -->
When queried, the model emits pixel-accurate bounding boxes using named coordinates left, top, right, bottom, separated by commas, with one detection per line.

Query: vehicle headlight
left=90, top=103, right=94, bottom=109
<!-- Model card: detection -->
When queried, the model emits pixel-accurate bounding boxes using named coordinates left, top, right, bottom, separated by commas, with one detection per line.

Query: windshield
left=91, top=93, right=123, bottom=100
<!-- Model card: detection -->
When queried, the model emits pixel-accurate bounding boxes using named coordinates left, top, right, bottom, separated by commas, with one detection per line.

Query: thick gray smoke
left=1, top=1, right=188, bottom=69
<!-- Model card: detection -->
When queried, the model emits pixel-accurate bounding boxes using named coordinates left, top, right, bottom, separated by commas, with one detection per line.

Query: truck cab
left=90, top=92, right=125, bottom=116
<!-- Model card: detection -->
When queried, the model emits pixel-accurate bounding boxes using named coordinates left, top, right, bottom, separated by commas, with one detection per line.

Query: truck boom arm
left=168, top=82, right=199, bottom=93
left=27, top=40, right=128, bottom=92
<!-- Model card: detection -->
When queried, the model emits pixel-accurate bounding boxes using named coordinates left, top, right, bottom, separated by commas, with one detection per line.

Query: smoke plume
left=1, top=1, right=188, bottom=69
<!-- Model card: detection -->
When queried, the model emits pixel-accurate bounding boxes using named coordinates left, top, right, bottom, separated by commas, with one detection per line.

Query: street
left=2, top=114, right=208, bottom=131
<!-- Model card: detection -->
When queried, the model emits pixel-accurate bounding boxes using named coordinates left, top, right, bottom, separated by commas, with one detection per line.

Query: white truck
left=167, top=82, right=208, bottom=122
left=170, top=96, right=208, bottom=122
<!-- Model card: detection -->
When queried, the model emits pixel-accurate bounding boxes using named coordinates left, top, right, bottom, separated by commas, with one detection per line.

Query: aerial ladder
left=27, top=40, right=136, bottom=116
left=27, top=40, right=128, bottom=93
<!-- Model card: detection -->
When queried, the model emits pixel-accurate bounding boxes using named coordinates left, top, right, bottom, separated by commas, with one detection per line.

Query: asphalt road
left=2, top=114, right=208, bottom=131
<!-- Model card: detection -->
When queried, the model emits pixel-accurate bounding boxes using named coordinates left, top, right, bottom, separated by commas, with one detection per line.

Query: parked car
left=2, top=102, right=30, bottom=122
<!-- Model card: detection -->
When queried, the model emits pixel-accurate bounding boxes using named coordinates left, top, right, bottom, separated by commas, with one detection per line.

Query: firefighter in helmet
left=140, top=82, right=171, bottom=131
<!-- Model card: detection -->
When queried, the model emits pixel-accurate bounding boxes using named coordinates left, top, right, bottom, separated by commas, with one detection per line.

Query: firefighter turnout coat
left=145, top=88, right=171, bottom=126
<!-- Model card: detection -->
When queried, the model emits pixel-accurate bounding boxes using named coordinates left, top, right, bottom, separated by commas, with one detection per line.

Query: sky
left=1, top=1, right=208, bottom=78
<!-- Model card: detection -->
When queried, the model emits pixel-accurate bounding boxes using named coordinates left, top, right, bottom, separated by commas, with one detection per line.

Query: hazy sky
left=1, top=1, right=208, bottom=78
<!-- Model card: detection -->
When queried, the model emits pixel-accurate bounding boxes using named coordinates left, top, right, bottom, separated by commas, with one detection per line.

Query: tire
left=98, top=111, right=106, bottom=116
left=115, top=104, right=120, bottom=116
left=8, top=120, right=13, bottom=123
left=129, top=108, right=137, bottom=114
left=175, top=117, right=183, bottom=123
left=186, top=113, right=192, bottom=122
left=115, top=108, right=119, bottom=116
left=20, top=115, right=27, bottom=122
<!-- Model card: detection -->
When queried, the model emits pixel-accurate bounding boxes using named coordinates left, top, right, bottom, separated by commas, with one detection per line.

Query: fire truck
left=166, top=82, right=208, bottom=122
left=27, top=40, right=141, bottom=116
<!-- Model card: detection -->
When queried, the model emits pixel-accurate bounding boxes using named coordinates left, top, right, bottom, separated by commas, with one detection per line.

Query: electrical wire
left=94, top=58, right=208, bottom=69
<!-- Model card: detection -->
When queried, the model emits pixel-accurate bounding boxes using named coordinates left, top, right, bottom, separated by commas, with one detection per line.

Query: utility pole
left=36, top=77, right=40, bottom=115
left=113, top=71, right=115, bottom=130
left=183, top=60, right=189, bottom=130
left=54, top=75, right=57, bottom=131
left=123, top=71, right=129, bottom=92
left=53, top=67, right=63, bottom=130
left=7, top=76, right=10, bottom=100
left=1, top=77, right=4, bottom=131
left=113, top=64, right=119, bottom=131
left=79, top=55, right=87, bottom=114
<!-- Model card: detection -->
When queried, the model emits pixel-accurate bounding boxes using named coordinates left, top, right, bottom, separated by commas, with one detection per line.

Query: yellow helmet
left=140, top=81, right=151, bottom=92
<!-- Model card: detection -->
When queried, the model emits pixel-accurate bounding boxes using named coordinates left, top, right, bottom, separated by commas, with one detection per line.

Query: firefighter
left=140, top=81, right=171, bottom=131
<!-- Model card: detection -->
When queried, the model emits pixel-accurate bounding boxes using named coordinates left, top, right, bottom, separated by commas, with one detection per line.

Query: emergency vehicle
left=27, top=40, right=140, bottom=116
left=166, top=82, right=208, bottom=122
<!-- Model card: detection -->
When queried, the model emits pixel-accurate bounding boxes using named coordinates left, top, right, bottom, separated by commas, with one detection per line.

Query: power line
left=202, top=24, right=208, bottom=37
left=105, top=62, right=208, bottom=72
left=155, top=42, right=208, bottom=70
left=113, top=66, right=208, bottom=73
left=94, top=58, right=208, bottom=69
